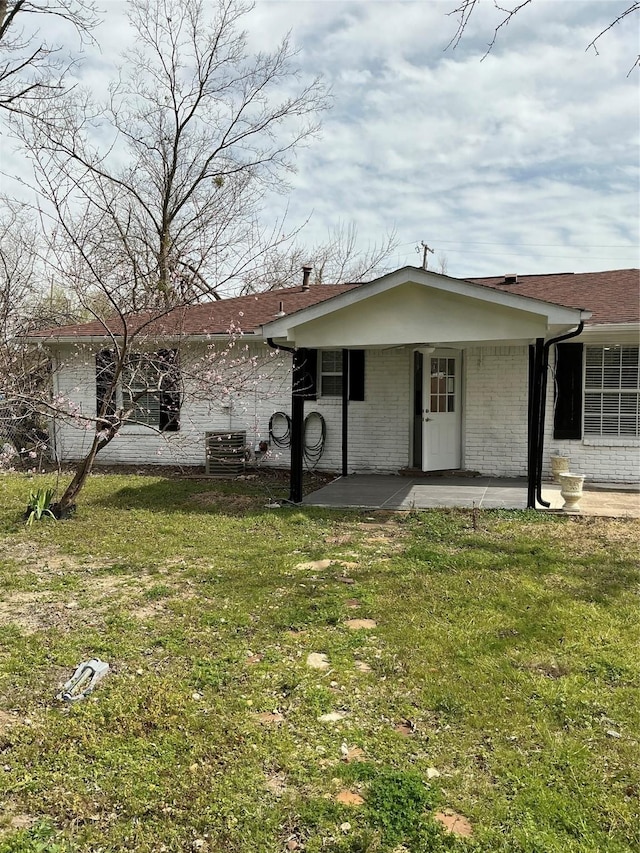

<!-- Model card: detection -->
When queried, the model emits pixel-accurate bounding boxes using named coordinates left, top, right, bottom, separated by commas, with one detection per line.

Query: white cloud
left=254, top=0, right=639, bottom=276
left=1, top=0, right=638, bottom=280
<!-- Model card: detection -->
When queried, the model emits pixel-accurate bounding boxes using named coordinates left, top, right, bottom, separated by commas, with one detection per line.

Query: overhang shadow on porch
left=88, top=476, right=354, bottom=520
left=302, top=475, right=538, bottom=511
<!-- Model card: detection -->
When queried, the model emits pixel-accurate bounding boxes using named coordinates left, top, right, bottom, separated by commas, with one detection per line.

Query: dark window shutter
left=554, top=343, right=583, bottom=439
left=348, top=350, right=365, bottom=401
left=159, top=393, right=180, bottom=431
left=96, top=349, right=116, bottom=422
left=157, top=348, right=181, bottom=432
left=293, top=348, right=317, bottom=399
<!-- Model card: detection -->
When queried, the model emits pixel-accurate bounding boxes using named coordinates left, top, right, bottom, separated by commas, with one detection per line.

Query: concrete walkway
left=302, top=475, right=640, bottom=518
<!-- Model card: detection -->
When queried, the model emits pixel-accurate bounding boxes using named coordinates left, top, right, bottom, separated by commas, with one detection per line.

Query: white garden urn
left=551, top=455, right=570, bottom=483
left=558, top=472, right=585, bottom=513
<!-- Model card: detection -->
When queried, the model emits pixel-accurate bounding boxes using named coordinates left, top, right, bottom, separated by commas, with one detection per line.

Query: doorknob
left=424, top=417, right=431, bottom=422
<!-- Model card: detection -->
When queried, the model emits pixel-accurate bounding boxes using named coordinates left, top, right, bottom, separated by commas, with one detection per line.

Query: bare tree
left=0, top=198, right=97, bottom=467
left=5, top=0, right=327, bottom=512
left=0, top=198, right=38, bottom=336
left=241, top=222, right=399, bottom=293
left=0, top=0, right=98, bottom=113
left=0, top=200, right=52, bottom=464
left=436, top=252, right=449, bottom=275
left=20, top=0, right=327, bottom=308
left=446, top=0, right=640, bottom=71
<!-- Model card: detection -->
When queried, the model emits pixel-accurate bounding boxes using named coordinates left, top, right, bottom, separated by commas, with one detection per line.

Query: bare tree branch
left=0, top=0, right=99, bottom=113
left=240, top=222, right=400, bottom=294
left=446, top=0, right=639, bottom=67
left=584, top=2, right=640, bottom=74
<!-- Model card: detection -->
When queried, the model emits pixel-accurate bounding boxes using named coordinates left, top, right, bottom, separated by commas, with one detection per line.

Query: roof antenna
left=419, top=241, right=434, bottom=270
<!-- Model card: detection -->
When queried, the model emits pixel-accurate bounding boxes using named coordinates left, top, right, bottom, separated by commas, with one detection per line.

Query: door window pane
left=430, top=357, right=455, bottom=414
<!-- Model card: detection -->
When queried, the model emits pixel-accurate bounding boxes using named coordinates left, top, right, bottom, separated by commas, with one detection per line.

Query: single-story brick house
left=31, top=266, right=639, bottom=504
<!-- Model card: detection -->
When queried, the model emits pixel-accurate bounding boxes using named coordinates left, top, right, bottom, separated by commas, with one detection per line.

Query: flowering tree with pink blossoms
left=3, top=0, right=326, bottom=512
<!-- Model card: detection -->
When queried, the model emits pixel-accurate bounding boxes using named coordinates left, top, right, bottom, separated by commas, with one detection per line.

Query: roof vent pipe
left=274, top=300, right=285, bottom=318
left=301, top=265, right=312, bottom=290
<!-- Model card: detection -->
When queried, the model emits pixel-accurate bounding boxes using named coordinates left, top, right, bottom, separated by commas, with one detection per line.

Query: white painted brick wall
left=315, top=347, right=411, bottom=473
left=51, top=340, right=638, bottom=484
left=464, top=346, right=529, bottom=477
left=52, top=342, right=413, bottom=474
left=464, top=343, right=640, bottom=484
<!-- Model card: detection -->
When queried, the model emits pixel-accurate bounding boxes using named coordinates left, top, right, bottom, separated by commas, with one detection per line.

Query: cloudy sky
left=2, top=0, right=639, bottom=280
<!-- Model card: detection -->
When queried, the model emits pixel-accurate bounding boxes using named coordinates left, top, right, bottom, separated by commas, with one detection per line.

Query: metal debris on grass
left=57, top=659, right=110, bottom=702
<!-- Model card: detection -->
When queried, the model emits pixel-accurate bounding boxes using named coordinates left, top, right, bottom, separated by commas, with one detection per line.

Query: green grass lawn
left=0, top=471, right=638, bottom=852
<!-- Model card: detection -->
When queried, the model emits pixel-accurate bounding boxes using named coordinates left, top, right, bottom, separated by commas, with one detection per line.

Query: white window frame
left=121, top=354, right=163, bottom=428
left=319, top=350, right=343, bottom=398
left=583, top=345, right=639, bottom=438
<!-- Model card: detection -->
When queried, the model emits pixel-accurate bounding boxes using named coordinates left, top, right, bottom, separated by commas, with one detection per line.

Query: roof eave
left=262, top=268, right=591, bottom=339
left=25, top=331, right=265, bottom=346
left=582, top=322, right=639, bottom=333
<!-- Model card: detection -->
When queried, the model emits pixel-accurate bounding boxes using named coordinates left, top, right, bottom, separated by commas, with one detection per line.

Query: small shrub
left=25, top=488, right=56, bottom=526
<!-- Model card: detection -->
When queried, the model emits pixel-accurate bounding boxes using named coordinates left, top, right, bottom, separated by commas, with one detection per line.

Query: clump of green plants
left=0, top=820, right=68, bottom=852
left=364, top=767, right=438, bottom=845
left=25, top=487, right=56, bottom=526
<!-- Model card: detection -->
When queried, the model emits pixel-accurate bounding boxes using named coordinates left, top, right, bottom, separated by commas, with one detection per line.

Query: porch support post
left=266, top=338, right=305, bottom=505
left=527, top=338, right=544, bottom=509
left=288, top=348, right=309, bottom=504
left=535, top=343, right=552, bottom=509
left=341, top=348, right=349, bottom=477
left=289, top=392, right=304, bottom=504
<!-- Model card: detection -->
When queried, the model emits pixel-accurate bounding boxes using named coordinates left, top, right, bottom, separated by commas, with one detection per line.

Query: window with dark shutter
left=99, top=348, right=181, bottom=431
left=554, top=343, right=583, bottom=439
left=317, top=349, right=365, bottom=400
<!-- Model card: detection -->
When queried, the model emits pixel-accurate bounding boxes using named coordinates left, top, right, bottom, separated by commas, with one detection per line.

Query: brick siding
left=51, top=340, right=638, bottom=484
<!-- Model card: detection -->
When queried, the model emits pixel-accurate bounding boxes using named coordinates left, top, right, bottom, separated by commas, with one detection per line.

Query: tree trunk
left=55, top=425, right=118, bottom=512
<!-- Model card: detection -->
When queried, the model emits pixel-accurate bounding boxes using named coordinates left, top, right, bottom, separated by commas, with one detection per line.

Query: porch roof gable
left=261, top=266, right=590, bottom=348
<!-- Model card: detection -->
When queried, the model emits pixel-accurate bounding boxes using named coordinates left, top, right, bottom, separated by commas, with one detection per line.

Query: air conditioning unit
left=205, top=430, right=247, bottom=477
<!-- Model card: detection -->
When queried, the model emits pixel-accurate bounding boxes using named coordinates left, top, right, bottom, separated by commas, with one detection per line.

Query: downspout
left=531, top=321, right=585, bottom=509
left=267, top=337, right=294, bottom=357
left=267, top=337, right=304, bottom=504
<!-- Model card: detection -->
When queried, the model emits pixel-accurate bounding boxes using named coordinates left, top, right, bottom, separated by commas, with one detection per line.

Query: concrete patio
left=302, top=474, right=640, bottom=518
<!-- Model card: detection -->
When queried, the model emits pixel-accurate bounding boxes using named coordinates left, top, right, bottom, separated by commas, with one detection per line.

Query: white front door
left=422, top=350, right=461, bottom=471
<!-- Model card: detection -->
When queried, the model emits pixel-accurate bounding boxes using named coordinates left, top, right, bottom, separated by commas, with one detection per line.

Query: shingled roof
left=468, top=269, right=639, bottom=325
left=30, top=268, right=638, bottom=340
left=30, top=283, right=362, bottom=339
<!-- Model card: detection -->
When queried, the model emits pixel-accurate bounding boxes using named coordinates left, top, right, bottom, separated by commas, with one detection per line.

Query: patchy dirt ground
left=0, top=542, right=183, bottom=634
left=188, top=491, right=257, bottom=511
